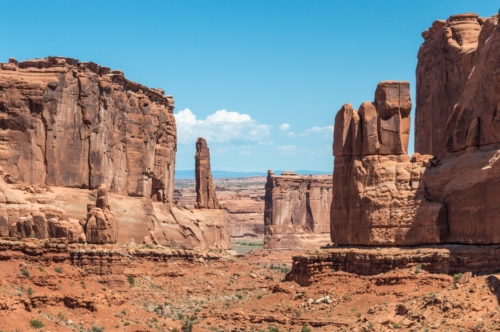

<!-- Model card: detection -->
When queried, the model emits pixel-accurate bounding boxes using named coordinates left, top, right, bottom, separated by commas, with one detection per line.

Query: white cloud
left=279, top=123, right=290, bottom=131
left=175, top=109, right=271, bottom=145
left=287, top=125, right=333, bottom=138
left=277, top=145, right=297, bottom=151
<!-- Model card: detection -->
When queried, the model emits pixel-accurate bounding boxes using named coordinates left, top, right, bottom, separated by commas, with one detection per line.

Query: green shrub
left=393, top=322, right=400, bottom=329
left=29, top=319, right=44, bottom=328
left=21, top=269, right=30, bottom=277
left=55, top=267, right=63, bottom=273
left=453, top=273, right=463, bottom=283
left=127, top=275, right=135, bottom=287
left=415, top=264, right=422, bottom=274
left=124, top=322, right=130, bottom=326
left=301, top=325, right=312, bottom=332
left=27, top=286, right=34, bottom=296
left=37, top=266, right=45, bottom=273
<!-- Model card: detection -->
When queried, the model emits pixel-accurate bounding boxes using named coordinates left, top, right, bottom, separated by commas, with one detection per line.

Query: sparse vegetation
left=415, top=264, right=422, bottom=274
left=29, top=319, right=44, bottom=328
left=21, top=269, right=30, bottom=277
left=453, top=273, right=463, bottom=283
left=301, top=325, right=312, bottom=332
left=54, top=267, right=63, bottom=273
left=127, top=275, right=135, bottom=287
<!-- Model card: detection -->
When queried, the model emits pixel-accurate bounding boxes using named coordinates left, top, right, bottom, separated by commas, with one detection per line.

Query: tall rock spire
left=194, top=138, right=220, bottom=209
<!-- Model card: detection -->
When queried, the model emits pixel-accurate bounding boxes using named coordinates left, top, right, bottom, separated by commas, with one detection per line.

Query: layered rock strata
left=331, top=82, right=448, bottom=246
left=0, top=56, right=176, bottom=202
left=286, top=246, right=500, bottom=286
left=264, top=171, right=332, bottom=249
left=194, top=138, right=220, bottom=209
left=0, top=237, right=229, bottom=276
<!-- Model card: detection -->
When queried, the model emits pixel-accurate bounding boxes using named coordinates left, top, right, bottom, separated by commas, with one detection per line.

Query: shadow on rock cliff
left=486, top=275, right=500, bottom=305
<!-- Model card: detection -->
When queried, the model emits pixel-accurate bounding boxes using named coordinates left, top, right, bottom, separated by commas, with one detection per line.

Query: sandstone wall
left=416, top=12, right=500, bottom=243
left=264, top=171, right=331, bottom=249
left=331, top=82, right=447, bottom=246
left=0, top=56, right=176, bottom=203
left=0, top=57, right=231, bottom=249
left=333, top=11, right=500, bottom=246
left=415, top=13, right=483, bottom=156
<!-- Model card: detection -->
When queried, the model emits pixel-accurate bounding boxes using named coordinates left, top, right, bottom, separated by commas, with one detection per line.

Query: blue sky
left=1, top=1, right=498, bottom=172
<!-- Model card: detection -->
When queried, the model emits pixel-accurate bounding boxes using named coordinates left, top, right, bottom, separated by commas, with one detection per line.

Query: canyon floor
left=1, top=245, right=499, bottom=332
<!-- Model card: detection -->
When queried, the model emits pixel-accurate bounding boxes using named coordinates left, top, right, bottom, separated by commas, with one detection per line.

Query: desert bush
left=29, top=319, right=44, bottom=328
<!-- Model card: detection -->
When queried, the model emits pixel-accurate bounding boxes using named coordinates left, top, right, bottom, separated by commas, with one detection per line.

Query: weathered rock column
left=331, top=81, right=448, bottom=246
left=194, top=138, right=220, bottom=209
left=83, top=184, right=118, bottom=244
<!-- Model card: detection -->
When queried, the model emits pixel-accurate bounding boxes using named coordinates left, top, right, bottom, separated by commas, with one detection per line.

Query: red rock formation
left=331, top=82, right=447, bottom=246
left=83, top=184, right=118, bottom=244
left=0, top=167, right=85, bottom=243
left=264, top=171, right=332, bottom=249
left=195, top=138, right=220, bottom=209
left=414, top=12, right=500, bottom=244
left=0, top=57, right=231, bottom=249
left=0, top=56, right=176, bottom=202
left=415, top=13, right=484, bottom=156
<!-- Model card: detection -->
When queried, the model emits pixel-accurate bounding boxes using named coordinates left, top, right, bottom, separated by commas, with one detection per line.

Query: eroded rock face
left=195, top=138, right=220, bottom=209
left=83, top=184, right=118, bottom=244
left=415, top=13, right=483, bottom=156
left=0, top=168, right=85, bottom=243
left=412, top=12, right=500, bottom=244
left=0, top=56, right=176, bottom=202
left=331, top=82, right=448, bottom=246
left=264, top=171, right=332, bottom=249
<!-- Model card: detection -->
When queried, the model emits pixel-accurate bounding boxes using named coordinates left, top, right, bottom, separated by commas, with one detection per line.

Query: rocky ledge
left=286, top=245, right=500, bottom=286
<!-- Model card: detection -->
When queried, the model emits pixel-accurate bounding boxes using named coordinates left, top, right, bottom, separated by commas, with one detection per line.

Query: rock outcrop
left=264, top=171, right=332, bottom=249
left=331, top=82, right=448, bottom=246
left=332, top=11, right=500, bottom=246
left=0, top=167, right=85, bottom=243
left=415, top=13, right=483, bottom=156
left=0, top=57, right=231, bottom=249
left=414, top=12, right=500, bottom=243
left=195, top=138, right=220, bottom=209
left=83, top=184, right=118, bottom=244
left=0, top=56, right=176, bottom=202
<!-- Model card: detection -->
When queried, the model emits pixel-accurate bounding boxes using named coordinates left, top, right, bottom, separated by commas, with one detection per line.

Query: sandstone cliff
left=264, top=171, right=331, bottom=249
left=0, top=57, right=231, bottom=249
left=415, top=13, right=483, bottom=156
left=415, top=12, right=500, bottom=243
left=331, top=82, right=447, bottom=246
left=332, top=11, right=500, bottom=246
left=0, top=56, right=176, bottom=202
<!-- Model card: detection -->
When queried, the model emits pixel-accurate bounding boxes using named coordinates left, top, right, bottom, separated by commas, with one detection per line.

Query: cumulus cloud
left=279, top=123, right=290, bottom=131
left=175, top=109, right=271, bottom=145
left=277, top=145, right=297, bottom=151
left=287, top=125, right=333, bottom=138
